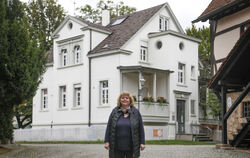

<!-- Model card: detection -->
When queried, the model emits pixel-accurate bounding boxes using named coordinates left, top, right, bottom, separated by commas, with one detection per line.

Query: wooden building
left=193, top=0, right=250, bottom=147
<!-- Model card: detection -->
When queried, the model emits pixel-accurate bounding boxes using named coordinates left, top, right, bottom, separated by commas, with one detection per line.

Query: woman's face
left=120, top=95, right=130, bottom=107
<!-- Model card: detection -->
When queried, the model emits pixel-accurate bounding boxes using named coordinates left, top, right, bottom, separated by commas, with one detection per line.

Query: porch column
left=138, top=71, right=142, bottom=111
left=153, top=72, right=157, bottom=101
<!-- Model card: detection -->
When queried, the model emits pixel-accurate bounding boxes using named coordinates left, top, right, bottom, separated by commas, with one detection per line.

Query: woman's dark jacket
left=104, top=106, right=145, bottom=158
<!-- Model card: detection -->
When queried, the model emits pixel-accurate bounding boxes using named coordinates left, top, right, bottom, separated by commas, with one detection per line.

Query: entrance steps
left=176, top=133, right=213, bottom=142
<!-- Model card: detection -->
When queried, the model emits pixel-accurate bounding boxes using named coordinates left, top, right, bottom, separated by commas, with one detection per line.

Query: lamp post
left=138, top=73, right=145, bottom=111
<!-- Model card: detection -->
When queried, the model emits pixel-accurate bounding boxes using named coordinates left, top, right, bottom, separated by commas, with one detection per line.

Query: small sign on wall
left=153, top=129, right=163, bottom=137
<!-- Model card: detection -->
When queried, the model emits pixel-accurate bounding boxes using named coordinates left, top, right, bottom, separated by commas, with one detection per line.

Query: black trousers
left=115, top=149, right=133, bottom=158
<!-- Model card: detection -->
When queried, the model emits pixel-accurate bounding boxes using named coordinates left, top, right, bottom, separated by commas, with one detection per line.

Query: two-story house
left=193, top=0, right=250, bottom=147
left=15, top=3, right=200, bottom=141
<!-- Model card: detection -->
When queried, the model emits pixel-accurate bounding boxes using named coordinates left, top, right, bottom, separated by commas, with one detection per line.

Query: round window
left=68, top=22, right=73, bottom=29
left=179, top=42, right=184, bottom=50
left=156, top=41, right=162, bottom=49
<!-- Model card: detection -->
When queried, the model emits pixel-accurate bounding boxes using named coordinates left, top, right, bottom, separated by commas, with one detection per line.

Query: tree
left=14, top=101, right=32, bottom=129
left=207, top=90, right=221, bottom=120
left=78, top=0, right=136, bottom=23
left=24, top=0, right=66, bottom=51
left=186, top=25, right=213, bottom=119
left=0, top=0, right=46, bottom=144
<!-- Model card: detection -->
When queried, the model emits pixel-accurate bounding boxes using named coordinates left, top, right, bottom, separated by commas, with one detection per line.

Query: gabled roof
left=88, top=3, right=165, bottom=54
left=208, top=26, right=250, bottom=92
left=193, top=0, right=250, bottom=23
left=89, top=3, right=184, bottom=55
left=52, top=16, right=111, bottom=38
left=50, top=3, right=185, bottom=58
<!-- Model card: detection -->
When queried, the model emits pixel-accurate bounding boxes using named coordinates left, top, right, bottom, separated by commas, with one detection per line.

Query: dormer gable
left=52, top=16, right=112, bottom=39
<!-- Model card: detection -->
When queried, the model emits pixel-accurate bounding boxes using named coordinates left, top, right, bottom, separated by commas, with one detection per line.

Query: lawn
left=17, top=140, right=215, bottom=145
left=0, top=147, right=10, bottom=155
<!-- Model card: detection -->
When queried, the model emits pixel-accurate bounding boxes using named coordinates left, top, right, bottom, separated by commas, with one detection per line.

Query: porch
left=117, top=66, right=172, bottom=122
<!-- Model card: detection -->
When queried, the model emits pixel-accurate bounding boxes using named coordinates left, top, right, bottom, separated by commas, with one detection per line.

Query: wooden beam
left=224, top=81, right=250, bottom=120
left=221, top=85, right=227, bottom=144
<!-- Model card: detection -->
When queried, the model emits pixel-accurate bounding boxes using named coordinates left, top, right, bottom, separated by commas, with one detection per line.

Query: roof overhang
left=87, top=49, right=132, bottom=58
left=81, top=26, right=112, bottom=35
left=117, top=65, right=174, bottom=74
left=148, top=30, right=201, bottom=43
left=208, top=27, right=250, bottom=92
left=193, top=0, right=250, bottom=23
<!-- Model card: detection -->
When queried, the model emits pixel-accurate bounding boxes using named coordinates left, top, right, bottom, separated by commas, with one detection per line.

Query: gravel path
left=0, top=144, right=250, bottom=158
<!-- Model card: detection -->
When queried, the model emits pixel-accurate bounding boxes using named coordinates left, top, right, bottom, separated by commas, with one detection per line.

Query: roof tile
left=89, top=3, right=165, bottom=54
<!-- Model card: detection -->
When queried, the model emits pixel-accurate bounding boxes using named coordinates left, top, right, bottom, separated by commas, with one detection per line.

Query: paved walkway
left=0, top=144, right=250, bottom=158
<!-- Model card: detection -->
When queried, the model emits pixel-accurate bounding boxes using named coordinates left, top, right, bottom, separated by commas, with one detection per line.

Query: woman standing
left=104, top=92, right=145, bottom=158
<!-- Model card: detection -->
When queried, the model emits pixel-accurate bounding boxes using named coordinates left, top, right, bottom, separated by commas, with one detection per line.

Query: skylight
left=112, top=17, right=127, bottom=26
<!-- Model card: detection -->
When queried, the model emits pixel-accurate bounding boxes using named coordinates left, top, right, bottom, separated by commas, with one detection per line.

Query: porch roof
left=117, top=65, right=174, bottom=73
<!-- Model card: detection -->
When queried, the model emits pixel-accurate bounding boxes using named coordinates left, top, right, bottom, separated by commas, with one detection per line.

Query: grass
left=16, top=141, right=104, bottom=144
left=0, top=147, right=10, bottom=155
left=146, top=140, right=215, bottom=145
left=16, top=140, right=215, bottom=145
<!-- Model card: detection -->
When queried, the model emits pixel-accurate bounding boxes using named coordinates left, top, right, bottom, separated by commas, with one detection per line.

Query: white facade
left=24, top=3, right=201, bottom=141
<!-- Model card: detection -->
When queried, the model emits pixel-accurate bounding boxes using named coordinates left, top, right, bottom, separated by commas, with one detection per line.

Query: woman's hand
left=140, top=144, right=145, bottom=151
left=104, top=142, right=110, bottom=150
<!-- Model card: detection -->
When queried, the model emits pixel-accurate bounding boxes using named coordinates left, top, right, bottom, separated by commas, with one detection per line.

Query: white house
left=15, top=3, right=201, bottom=141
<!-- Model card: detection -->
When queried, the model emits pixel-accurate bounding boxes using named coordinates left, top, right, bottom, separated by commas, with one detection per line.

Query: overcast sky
left=21, top=0, right=211, bottom=30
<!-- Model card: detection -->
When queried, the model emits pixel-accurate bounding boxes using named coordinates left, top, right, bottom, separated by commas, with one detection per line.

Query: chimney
left=102, top=7, right=110, bottom=26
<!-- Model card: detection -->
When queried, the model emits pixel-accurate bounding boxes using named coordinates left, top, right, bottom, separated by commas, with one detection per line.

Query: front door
left=177, top=99, right=185, bottom=134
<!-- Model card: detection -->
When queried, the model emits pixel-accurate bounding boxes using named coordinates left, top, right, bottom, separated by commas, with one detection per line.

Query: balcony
left=134, top=102, right=170, bottom=123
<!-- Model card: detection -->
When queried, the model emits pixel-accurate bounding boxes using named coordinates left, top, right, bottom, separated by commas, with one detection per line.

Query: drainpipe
left=88, top=29, right=92, bottom=127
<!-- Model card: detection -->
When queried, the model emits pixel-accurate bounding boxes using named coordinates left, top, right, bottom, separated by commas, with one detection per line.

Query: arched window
left=74, top=45, right=81, bottom=64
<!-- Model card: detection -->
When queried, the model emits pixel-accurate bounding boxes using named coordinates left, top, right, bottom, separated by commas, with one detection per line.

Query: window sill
left=39, top=109, right=49, bottom=112
left=97, top=105, right=111, bottom=108
left=58, top=63, right=83, bottom=69
left=177, top=83, right=187, bottom=87
left=71, top=106, right=83, bottom=110
left=191, top=78, right=196, bottom=81
left=57, top=108, right=69, bottom=111
left=190, top=114, right=196, bottom=117
left=139, top=61, right=150, bottom=65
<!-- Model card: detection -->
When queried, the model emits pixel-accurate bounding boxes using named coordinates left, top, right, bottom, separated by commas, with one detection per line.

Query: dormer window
left=159, top=16, right=169, bottom=31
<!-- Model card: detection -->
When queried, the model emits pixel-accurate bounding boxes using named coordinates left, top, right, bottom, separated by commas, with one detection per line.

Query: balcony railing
left=134, top=102, right=170, bottom=123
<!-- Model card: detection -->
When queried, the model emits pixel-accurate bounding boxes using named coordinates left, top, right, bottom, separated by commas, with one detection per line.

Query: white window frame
left=191, top=100, right=195, bottom=115
left=41, top=89, right=48, bottom=110
left=74, top=45, right=81, bottom=64
left=61, top=49, right=68, bottom=66
left=140, top=47, right=148, bottom=62
left=140, top=41, right=148, bottom=62
left=73, top=84, right=81, bottom=107
left=100, top=81, right=109, bottom=105
left=191, top=66, right=195, bottom=79
left=159, top=16, right=169, bottom=31
left=59, top=86, right=67, bottom=108
left=178, top=63, right=185, bottom=84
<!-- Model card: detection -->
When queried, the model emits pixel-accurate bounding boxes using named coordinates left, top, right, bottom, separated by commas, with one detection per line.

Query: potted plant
left=143, top=96, right=154, bottom=102
left=157, top=97, right=166, bottom=103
